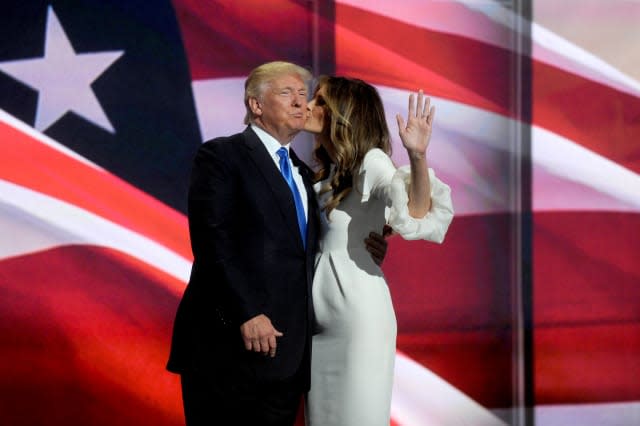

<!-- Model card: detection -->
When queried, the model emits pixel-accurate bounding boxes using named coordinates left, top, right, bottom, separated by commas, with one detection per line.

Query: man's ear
left=248, top=97, right=262, bottom=116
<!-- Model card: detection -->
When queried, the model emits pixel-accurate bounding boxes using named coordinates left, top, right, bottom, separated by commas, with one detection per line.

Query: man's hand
left=365, top=225, right=393, bottom=266
left=240, top=314, right=283, bottom=358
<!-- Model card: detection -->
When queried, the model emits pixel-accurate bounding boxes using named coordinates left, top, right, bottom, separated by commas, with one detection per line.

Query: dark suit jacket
left=167, top=126, right=319, bottom=390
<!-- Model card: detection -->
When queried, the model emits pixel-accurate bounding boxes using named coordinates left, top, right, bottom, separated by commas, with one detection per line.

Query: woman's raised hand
left=396, top=90, right=435, bottom=160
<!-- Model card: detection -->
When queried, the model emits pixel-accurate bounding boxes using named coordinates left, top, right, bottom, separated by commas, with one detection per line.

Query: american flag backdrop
left=0, top=1, right=638, bottom=425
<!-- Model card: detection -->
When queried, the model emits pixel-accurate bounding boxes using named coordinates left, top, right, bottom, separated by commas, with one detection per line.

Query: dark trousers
left=180, top=370, right=303, bottom=426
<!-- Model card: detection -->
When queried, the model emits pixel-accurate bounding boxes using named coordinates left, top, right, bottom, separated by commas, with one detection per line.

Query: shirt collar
left=250, top=124, right=290, bottom=158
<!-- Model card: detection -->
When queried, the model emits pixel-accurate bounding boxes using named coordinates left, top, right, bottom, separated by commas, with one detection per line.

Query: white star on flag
left=0, top=6, right=123, bottom=133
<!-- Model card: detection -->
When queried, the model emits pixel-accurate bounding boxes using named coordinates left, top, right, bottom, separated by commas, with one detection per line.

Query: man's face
left=253, top=73, right=308, bottom=144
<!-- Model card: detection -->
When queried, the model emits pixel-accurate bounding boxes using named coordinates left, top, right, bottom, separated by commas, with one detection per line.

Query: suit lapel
left=242, top=127, right=306, bottom=250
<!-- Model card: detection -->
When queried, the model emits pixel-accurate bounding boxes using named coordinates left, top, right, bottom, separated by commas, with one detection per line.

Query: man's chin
left=290, top=119, right=307, bottom=131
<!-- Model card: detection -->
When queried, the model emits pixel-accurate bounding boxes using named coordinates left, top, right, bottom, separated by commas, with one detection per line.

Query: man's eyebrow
left=275, top=86, right=307, bottom=93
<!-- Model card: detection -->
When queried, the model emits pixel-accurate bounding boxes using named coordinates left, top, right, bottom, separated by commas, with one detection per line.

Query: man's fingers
left=240, top=315, right=284, bottom=356
left=259, top=338, right=270, bottom=354
left=365, top=240, right=384, bottom=256
left=270, top=329, right=282, bottom=357
left=244, top=339, right=252, bottom=351
left=259, top=332, right=281, bottom=355
left=250, top=339, right=261, bottom=352
left=366, top=236, right=385, bottom=251
left=365, top=229, right=390, bottom=266
left=268, top=335, right=277, bottom=357
left=365, top=240, right=385, bottom=266
left=366, top=232, right=388, bottom=253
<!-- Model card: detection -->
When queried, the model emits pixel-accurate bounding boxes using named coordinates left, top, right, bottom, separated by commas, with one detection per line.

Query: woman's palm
left=396, top=90, right=435, bottom=156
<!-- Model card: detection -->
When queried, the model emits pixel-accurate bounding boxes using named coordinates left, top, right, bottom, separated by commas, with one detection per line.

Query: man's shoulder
left=202, top=130, right=246, bottom=147
left=198, top=129, right=251, bottom=155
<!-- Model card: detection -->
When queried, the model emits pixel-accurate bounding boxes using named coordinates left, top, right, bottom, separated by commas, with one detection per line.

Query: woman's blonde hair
left=313, top=76, right=391, bottom=216
left=243, top=61, right=312, bottom=124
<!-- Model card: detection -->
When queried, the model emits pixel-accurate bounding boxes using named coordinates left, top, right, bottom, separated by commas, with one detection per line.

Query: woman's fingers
left=416, top=90, right=424, bottom=118
left=422, top=95, right=430, bottom=118
left=408, top=90, right=434, bottom=123
left=396, top=114, right=405, bottom=133
left=407, top=92, right=416, bottom=118
left=427, top=105, right=436, bottom=126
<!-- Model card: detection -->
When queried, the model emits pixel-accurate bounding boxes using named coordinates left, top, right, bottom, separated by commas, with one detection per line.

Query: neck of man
left=253, top=120, right=298, bottom=146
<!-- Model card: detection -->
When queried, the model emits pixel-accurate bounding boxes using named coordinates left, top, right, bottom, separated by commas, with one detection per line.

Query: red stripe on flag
left=0, top=245, right=184, bottom=425
left=535, top=323, right=640, bottom=404
left=534, top=212, right=639, bottom=326
left=533, top=61, right=640, bottom=174
left=0, top=120, right=191, bottom=260
left=173, top=0, right=314, bottom=80
left=533, top=211, right=640, bottom=404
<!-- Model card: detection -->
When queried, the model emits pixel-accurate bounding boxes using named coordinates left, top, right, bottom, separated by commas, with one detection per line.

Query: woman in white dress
left=303, top=76, right=454, bottom=426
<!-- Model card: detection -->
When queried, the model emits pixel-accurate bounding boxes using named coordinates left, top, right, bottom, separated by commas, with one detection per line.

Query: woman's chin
left=303, top=126, right=322, bottom=134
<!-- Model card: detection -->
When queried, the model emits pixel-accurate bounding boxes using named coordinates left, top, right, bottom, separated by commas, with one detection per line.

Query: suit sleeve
left=188, top=141, right=266, bottom=325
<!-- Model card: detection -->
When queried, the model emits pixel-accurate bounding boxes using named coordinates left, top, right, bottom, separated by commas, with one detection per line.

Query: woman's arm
left=396, top=90, right=435, bottom=217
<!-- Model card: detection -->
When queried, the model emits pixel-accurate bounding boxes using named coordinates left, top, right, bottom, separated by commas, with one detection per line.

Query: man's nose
left=292, top=93, right=304, bottom=106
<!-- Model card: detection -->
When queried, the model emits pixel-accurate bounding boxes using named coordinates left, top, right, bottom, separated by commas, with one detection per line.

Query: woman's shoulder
left=361, top=147, right=394, bottom=172
left=364, top=147, right=388, bottom=160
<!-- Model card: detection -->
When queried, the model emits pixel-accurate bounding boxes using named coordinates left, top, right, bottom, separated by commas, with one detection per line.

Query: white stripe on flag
left=0, top=108, right=102, bottom=169
left=535, top=401, right=640, bottom=426
left=0, top=178, right=191, bottom=282
left=391, top=352, right=508, bottom=426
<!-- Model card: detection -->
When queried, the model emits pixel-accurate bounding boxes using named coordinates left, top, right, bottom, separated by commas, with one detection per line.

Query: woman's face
left=304, top=86, right=327, bottom=135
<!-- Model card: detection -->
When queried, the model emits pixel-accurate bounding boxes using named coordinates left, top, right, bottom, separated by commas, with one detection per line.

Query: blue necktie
left=277, top=147, right=307, bottom=248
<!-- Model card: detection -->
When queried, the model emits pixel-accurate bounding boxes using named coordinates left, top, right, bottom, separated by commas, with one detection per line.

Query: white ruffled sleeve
left=385, top=166, right=453, bottom=242
left=359, top=148, right=454, bottom=243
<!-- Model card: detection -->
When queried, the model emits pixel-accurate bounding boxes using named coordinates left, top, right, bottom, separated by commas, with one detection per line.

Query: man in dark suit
left=167, top=61, right=316, bottom=425
left=167, top=61, right=386, bottom=425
